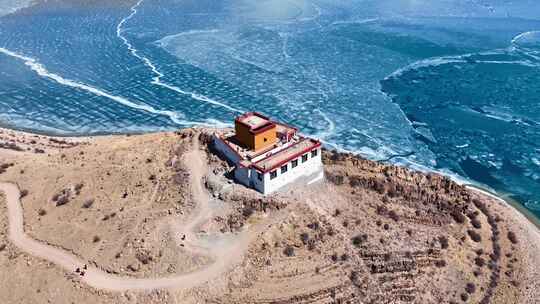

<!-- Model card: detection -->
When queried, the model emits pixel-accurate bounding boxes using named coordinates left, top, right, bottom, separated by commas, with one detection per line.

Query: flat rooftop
left=253, top=138, right=321, bottom=173
left=219, top=112, right=320, bottom=173
left=236, top=112, right=273, bottom=131
left=221, top=120, right=298, bottom=159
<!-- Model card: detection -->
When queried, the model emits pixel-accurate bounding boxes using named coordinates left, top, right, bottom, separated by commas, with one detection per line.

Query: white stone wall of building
left=213, top=135, right=323, bottom=195
left=260, top=148, right=323, bottom=195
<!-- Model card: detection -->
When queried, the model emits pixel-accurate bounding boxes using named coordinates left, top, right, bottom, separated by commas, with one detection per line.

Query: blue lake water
left=0, top=0, right=539, bottom=219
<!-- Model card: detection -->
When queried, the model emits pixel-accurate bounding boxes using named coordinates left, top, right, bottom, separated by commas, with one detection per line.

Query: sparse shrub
left=372, top=180, right=385, bottom=194
left=56, top=195, right=69, bottom=206
left=465, top=282, right=476, bottom=294
left=383, top=223, right=390, bottom=230
left=460, top=293, right=469, bottom=302
left=451, top=210, right=466, bottom=224
left=435, top=260, right=447, bottom=268
left=148, top=174, right=156, bottom=181
left=507, top=231, right=518, bottom=244
left=173, top=171, right=189, bottom=185
left=38, top=209, right=47, bottom=216
left=471, top=218, right=482, bottom=229
left=82, top=199, right=94, bottom=209
left=342, top=220, right=349, bottom=228
left=0, top=244, right=6, bottom=251
left=334, top=209, right=341, bottom=217
left=439, top=236, right=449, bottom=249
left=467, top=230, right=482, bottom=242
left=19, top=189, right=29, bottom=199
left=352, top=234, right=368, bottom=247
left=0, top=143, right=23, bottom=151
left=102, top=214, right=110, bottom=221
left=300, top=233, right=309, bottom=245
left=341, top=254, right=349, bottom=261
left=307, top=240, right=316, bottom=251
left=350, top=271, right=359, bottom=282
left=327, top=173, right=344, bottom=185
left=376, top=205, right=388, bottom=215
left=327, top=227, right=335, bottom=237
left=386, top=184, right=398, bottom=197
left=93, top=236, right=101, bottom=243
left=242, top=206, right=255, bottom=218
left=74, top=183, right=84, bottom=195
left=349, top=176, right=363, bottom=188
left=283, top=245, right=295, bottom=257
left=307, top=222, right=320, bottom=230
left=388, top=210, right=399, bottom=222
left=490, top=251, right=501, bottom=262
left=127, top=264, right=138, bottom=272
left=136, top=252, right=152, bottom=264
left=331, top=253, right=338, bottom=262
left=475, top=257, right=485, bottom=267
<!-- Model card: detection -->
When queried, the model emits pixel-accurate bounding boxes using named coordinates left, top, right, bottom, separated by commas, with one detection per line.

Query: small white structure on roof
left=213, top=112, right=324, bottom=195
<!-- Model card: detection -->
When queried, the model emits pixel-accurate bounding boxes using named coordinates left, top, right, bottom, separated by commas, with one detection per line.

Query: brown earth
left=0, top=126, right=539, bottom=304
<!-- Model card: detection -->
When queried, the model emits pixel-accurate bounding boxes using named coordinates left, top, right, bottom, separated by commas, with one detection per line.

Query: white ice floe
left=0, top=0, right=33, bottom=17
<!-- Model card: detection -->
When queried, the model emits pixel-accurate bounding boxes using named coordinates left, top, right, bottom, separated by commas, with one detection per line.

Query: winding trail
left=0, top=136, right=249, bottom=291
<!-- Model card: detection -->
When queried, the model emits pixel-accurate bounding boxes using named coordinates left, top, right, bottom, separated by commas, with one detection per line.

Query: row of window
left=268, top=148, right=318, bottom=180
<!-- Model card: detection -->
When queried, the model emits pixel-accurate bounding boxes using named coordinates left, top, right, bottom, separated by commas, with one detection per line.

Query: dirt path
left=0, top=136, right=250, bottom=291
left=168, top=137, right=248, bottom=257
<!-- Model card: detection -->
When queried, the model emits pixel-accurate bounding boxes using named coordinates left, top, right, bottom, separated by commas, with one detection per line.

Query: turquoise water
left=0, top=0, right=539, bottom=218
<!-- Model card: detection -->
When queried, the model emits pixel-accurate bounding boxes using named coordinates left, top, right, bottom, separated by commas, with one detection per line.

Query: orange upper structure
left=235, top=112, right=277, bottom=151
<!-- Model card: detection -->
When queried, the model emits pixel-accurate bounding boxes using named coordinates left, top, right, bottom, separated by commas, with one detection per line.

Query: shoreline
left=1, top=124, right=539, bottom=232
left=466, top=184, right=540, bottom=230
left=0, top=121, right=177, bottom=139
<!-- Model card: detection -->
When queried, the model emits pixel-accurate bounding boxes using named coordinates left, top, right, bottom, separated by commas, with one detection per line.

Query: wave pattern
left=0, top=0, right=540, bottom=217
left=116, top=0, right=243, bottom=114
left=0, top=47, right=190, bottom=126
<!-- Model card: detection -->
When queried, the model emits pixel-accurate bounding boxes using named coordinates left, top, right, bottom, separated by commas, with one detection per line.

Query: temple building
left=214, top=112, right=324, bottom=195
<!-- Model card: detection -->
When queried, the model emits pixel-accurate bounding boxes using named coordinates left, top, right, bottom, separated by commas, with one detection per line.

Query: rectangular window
left=257, top=172, right=263, bottom=181
left=281, top=164, right=288, bottom=174
left=270, top=170, right=277, bottom=180
left=311, top=149, right=318, bottom=158
left=291, top=159, right=298, bottom=168
left=302, top=154, right=308, bottom=163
